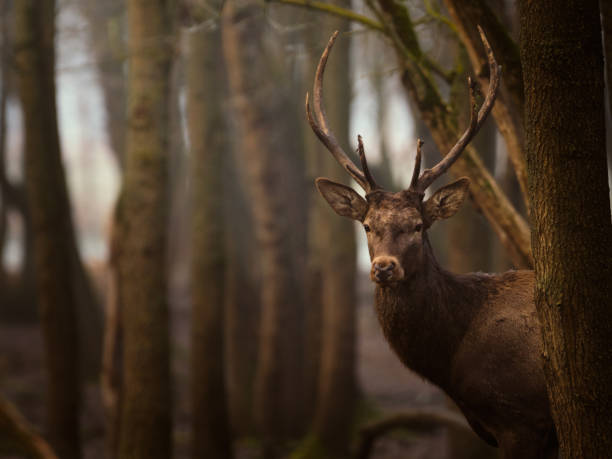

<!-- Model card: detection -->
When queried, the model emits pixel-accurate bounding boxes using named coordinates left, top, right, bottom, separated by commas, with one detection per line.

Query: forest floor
left=0, top=271, right=452, bottom=459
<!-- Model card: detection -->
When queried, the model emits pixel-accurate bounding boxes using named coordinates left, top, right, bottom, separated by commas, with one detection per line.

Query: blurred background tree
left=0, top=0, right=610, bottom=458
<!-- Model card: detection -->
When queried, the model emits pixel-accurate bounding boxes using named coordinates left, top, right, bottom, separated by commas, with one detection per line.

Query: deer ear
left=424, top=177, right=470, bottom=224
left=316, top=178, right=367, bottom=222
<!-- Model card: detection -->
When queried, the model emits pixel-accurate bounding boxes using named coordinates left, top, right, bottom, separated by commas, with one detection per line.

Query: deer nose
left=374, top=261, right=395, bottom=272
left=371, top=256, right=400, bottom=283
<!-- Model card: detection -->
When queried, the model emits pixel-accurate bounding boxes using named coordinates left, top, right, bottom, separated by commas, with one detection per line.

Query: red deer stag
left=307, top=30, right=557, bottom=459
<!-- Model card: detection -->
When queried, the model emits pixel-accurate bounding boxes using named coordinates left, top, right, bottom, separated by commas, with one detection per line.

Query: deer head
left=307, top=29, right=501, bottom=285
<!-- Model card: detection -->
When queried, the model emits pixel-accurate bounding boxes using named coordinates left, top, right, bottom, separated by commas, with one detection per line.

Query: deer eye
left=363, top=224, right=371, bottom=232
left=414, top=223, right=423, bottom=232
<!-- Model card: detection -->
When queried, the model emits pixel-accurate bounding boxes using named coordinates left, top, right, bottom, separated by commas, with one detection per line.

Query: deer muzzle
left=371, top=256, right=403, bottom=284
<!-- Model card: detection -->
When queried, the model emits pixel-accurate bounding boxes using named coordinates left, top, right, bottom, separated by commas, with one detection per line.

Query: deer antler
left=357, top=135, right=380, bottom=190
left=306, top=31, right=379, bottom=193
left=410, top=26, right=501, bottom=193
left=409, top=138, right=424, bottom=190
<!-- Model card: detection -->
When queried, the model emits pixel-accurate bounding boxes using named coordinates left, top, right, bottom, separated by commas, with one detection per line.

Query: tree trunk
left=308, top=28, right=358, bottom=456
left=0, top=0, right=9, bottom=281
left=224, top=152, right=260, bottom=435
left=186, top=19, right=233, bottom=459
left=101, top=207, right=123, bottom=459
left=78, top=0, right=126, bottom=169
left=13, top=1, right=81, bottom=457
left=600, top=0, right=612, bottom=182
left=118, top=0, right=173, bottom=457
left=519, top=1, right=612, bottom=456
left=223, top=0, right=305, bottom=452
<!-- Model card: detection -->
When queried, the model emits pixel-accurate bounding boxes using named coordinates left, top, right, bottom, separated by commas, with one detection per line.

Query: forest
left=0, top=0, right=611, bottom=458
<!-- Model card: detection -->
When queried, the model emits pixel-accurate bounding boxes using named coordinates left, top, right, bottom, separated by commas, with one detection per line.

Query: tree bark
left=79, top=0, right=126, bottom=169
left=519, top=0, right=612, bottom=456
left=13, top=1, right=81, bottom=457
left=186, top=18, right=233, bottom=459
left=101, top=207, right=123, bottom=459
left=118, top=0, right=173, bottom=457
left=600, top=0, right=612, bottom=182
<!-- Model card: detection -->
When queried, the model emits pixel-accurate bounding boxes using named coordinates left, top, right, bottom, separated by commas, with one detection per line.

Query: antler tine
left=415, top=27, right=501, bottom=193
left=357, top=135, right=380, bottom=191
left=475, top=25, right=502, bottom=125
left=306, top=31, right=370, bottom=192
left=409, top=138, right=423, bottom=190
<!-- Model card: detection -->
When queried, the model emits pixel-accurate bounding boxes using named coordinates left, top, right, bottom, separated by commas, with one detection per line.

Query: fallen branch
left=0, top=394, right=58, bottom=459
left=355, top=408, right=473, bottom=459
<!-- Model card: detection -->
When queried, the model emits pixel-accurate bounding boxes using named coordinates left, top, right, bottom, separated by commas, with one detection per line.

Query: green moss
left=378, top=0, right=421, bottom=57
left=287, top=398, right=383, bottom=459
left=290, top=435, right=333, bottom=459
left=352, top=397, right=382, bottom=429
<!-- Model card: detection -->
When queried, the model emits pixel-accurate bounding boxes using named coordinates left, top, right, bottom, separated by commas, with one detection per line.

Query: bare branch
left=423, top=0, right=459, bottom=36
left=355, top=408, right=473, bottom=459
left=269, top=0, right=383, bottom=31
left=0, top=395, right=58, bottom=459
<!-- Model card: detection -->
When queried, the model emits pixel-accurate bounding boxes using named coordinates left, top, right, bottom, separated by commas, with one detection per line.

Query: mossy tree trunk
left=13, top=0, right=81, bottom=457
left=519, top=0, right=612, bottom=455
left=118, top=0, right=173, bottom=457
left=186, top=12, right=233, bottom=459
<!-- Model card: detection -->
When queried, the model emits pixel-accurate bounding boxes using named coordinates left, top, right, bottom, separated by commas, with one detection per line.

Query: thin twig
left=269, top=0, right=384, bottom=31
left=355, top=408, right=473, bottom=459
left=423, top=0, right=459, bottom=37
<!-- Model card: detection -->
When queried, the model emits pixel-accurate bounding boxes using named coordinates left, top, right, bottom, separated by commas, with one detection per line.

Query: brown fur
left=317, top=182, right=558, bottom=458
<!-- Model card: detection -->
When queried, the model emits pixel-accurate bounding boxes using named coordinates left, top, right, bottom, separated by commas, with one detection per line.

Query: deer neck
left=373, top=235, right=488, bottom=390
